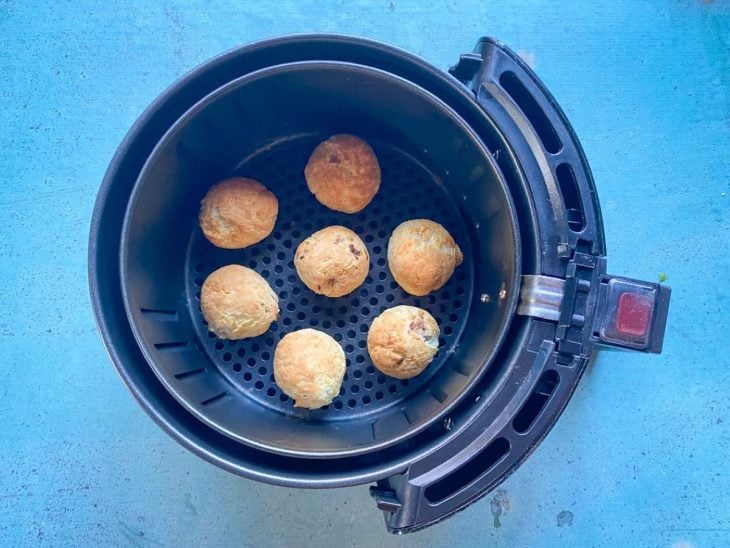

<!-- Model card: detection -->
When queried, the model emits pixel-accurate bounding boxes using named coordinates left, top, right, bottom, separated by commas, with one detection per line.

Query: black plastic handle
left=458, top=38, right=670, bottom=356
left=371, top=37, right=588, bottom=534
left=371, top=37, right=671, bottom=533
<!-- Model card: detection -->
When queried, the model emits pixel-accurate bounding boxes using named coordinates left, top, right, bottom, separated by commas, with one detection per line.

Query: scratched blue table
left=1, top=1, right=728, bottom=546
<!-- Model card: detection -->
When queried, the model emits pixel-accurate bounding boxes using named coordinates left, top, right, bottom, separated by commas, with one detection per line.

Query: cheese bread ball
left=304, top=134, right=381, bottom=213
left=199, top=177, right=278, bottom=249
left=367, top=306, right=440, bottom=379
left=294, top=225, right=369, bottom=297
left=387, top=219, right=463, bottom=296
left=200, top=265, right=279, bottom=339
left=274, top=329, right=346, bottom=409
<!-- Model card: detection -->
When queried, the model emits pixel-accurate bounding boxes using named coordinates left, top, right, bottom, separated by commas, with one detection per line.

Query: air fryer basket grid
left=188, top=135, right=473, bottom=420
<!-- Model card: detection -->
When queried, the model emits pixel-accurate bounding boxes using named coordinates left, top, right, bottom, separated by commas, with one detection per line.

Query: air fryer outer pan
left=120, top=61, right=520, bottom=457
left=90, top=34, right=670, bottom=533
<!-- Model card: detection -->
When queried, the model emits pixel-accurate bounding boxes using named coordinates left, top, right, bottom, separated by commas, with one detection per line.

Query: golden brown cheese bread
left=200, top=265, right=279, bottom=339
left=304, top=134, right=381, bottom=213
left=274, top=329, right=346, bottom=409
left=199, top=177, right=278, bottom=249
left=387, top=219, right=463, bottom=296
left=367, top=305, right=440, bottom=379
left=294, top=225, right=369, bottom=297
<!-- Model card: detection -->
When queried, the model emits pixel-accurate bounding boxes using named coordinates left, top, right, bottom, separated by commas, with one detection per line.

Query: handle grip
left=371, top=37, right=671, bottom=534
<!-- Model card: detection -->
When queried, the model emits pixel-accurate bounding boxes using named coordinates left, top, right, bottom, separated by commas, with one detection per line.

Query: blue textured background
left=1, top=1, right=729, bottom=546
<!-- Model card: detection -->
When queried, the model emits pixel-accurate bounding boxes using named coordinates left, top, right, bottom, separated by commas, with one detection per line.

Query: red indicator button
left=616, top=292, right=652, bottom=337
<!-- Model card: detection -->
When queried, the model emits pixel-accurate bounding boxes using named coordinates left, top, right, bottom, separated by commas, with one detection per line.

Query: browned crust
left=273, top=329, right=346, bottom=409
left=200, top=264, right=279, bottom=339
left=367, top=305, right=440, bottom=379
left=387, top=219, right=463, bottom=296
left=294, top=225, right=370, bottom=297
left=199, top=177, right=278, bottom=249
left=304, top=134, right=381, bottom=214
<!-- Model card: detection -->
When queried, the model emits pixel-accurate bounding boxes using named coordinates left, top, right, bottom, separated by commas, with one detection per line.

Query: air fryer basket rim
left=89, top=33, right=536, bottom=488
left=119, top=58, right=522, bottom=458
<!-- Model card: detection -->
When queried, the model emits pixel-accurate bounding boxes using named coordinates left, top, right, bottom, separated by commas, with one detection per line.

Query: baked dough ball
left=304, top=134, right=381, bottom=213
left=199, top=177, right=278, bottom=249
left=387, top=219, right=463, bottom=296
left=294, top=225, right=369, bottom=297
left=274, top=329, right=346, bottom=409
left=200, top=265, right=279, bottom=339
left=367, top=306, right=440, bottom=379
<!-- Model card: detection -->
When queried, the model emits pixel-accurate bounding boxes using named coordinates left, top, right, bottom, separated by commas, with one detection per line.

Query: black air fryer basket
left=89, top=35, right=670, bottom=533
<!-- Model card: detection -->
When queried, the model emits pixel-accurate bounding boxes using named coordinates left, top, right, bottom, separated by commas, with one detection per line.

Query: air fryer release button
left=599, top=279, right=657, bottom=349
left=616, top=292, right=651, bottom=337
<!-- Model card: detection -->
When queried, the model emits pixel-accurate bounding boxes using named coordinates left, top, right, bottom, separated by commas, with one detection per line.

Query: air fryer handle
left=370, top=40, right=570, bottom=534
left=369, top=39, right=673, bottom=534
left=452, top=40, right=672, bottom=354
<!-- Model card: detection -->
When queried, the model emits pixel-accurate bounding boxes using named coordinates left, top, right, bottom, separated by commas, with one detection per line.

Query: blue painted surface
left=1, top=0, right=729, bottom=546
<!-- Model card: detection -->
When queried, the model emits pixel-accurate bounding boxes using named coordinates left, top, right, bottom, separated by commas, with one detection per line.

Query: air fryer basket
left=91, top=35, right=670, bottom=534
left=120, top=61, right=520, bottom=457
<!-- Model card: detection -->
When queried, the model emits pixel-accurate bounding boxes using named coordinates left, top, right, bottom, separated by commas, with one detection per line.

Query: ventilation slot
left=555, top=163, right=585, bottom=232
left=200, top=391, right=230, bottom=407
left=140, top=308, right=179, bottom=321
left=153, top=341, right=189, bottom=352
left=425, top=437, right=510, bottom=504
left=174, top=368, right=206, bottom=381
left=499, top=71, right=561, bottom=154
left=512, top=369, right=559, bottom=434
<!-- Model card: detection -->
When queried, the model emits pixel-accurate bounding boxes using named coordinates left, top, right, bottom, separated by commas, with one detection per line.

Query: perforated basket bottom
left=185, top=134, right=473, bottom=422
